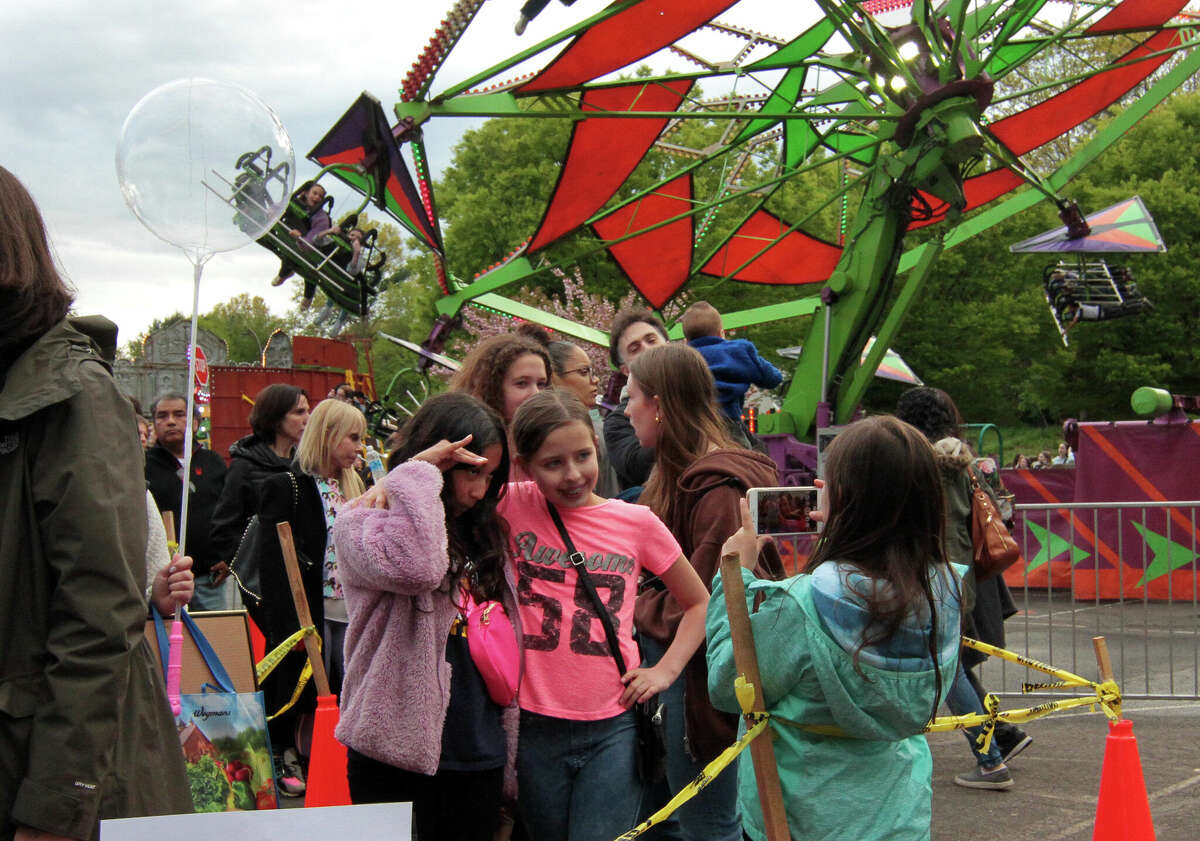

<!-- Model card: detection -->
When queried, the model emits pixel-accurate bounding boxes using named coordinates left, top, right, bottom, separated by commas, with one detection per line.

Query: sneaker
left=999, top=732, right=1033, bottom=764
left=274, top=749, right=306, bottom=797
left=955, top=764, right=1014, bottom=791
left=270, top=275, right=286, bottom=287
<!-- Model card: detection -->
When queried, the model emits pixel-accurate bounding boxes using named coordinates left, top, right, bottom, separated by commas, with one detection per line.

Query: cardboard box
left=144, top=610, right=258, bottom=693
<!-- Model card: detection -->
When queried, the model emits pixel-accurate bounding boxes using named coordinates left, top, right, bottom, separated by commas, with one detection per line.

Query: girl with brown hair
left=625, top=344, right=783, bottom=841
left=449, top=333, right=551, bottom=425
left=500, top=387, right=709, bottom=841
left=709, top=415, right=962, bottom=840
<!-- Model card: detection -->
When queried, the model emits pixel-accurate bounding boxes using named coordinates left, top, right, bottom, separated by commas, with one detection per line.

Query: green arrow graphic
left=1023, top=519, right=1091, bottom=571
left=1132, top=522, right=1199, bottom=587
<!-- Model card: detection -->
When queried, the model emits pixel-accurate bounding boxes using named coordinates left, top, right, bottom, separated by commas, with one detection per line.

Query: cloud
left=1, top=0, right=817, bottom=345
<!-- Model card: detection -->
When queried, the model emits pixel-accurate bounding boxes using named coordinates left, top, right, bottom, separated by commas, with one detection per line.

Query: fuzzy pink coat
left=333, top=460, right=521, bottom=789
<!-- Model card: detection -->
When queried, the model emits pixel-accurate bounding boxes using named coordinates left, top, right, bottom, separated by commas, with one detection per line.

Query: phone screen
left=748, top=486, right=819, bottom=535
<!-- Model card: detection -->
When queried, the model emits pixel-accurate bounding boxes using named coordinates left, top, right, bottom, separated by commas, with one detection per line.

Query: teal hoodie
left=707, top=563, right=961, bottom=841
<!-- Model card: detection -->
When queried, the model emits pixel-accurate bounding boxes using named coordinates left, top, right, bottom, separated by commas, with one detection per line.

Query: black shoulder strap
left=545, top=501, right=627, bottom=676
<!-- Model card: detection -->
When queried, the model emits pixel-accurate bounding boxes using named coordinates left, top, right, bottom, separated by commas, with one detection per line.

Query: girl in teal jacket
left=708, top=415, right=962, bottom=841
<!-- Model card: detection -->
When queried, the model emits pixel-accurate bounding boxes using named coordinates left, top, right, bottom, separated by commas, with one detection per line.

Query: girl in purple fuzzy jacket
left=333, top=392, right=521, bottom=841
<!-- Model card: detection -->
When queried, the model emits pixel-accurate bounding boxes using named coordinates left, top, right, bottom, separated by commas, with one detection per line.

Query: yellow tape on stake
left=961, top=637, right=1093, bottom=688
left=606, top=638, right=1123, bottom=841
left=254, top=625, right=320, bottom=721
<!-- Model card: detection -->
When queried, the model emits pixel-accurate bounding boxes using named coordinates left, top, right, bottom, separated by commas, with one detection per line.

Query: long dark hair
left=804, top=415, right=951, bottom=721
left=0, top=166, right=74, bottom=350
left=628, top=344, right=735, bottom=524
left=388, top=392, right=510, bottom=602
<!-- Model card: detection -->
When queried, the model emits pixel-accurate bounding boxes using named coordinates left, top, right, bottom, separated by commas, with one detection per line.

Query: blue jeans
left=945, top=663, right=1003, bottom=767
left=518, top=710, right=646, bottom=841
left=189, top=576, right=231, bottom=611
left=640, top=636, right=742, bottom=841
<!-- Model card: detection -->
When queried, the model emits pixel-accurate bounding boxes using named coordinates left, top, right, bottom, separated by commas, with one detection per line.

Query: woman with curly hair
left=896, top=386, right=1031, bottom=791
left=450, top=333, right=551, bottom=426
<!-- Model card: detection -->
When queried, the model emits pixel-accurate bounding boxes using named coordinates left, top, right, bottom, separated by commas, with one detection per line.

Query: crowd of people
left=1011, top=441, right=1075, bottom=470
left=3, top=165, right=1030, bottom=841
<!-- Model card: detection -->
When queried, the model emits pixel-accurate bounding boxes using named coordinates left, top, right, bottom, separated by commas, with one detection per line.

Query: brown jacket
left=634, top=448, right=784, bottom=761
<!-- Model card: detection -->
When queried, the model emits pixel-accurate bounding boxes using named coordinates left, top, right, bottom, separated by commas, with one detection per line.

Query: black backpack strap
left=545, top=501, right=627, bottom=677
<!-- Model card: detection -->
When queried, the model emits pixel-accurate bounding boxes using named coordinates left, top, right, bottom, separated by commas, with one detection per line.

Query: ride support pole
left=719, top=553, right=790, bottom=841
left=276, top=522, right=332, bottom=697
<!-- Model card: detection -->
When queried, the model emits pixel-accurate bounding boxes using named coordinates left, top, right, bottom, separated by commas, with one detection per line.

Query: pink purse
left=465, top=594, right=520, bottom=707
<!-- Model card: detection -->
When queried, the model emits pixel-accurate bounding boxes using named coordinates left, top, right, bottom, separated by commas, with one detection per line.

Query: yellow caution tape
left=255, top=625, right=320, bottom=721
left=613, top=713, right=771, bottom=841
left=607, top=636, right=1124, bottom=841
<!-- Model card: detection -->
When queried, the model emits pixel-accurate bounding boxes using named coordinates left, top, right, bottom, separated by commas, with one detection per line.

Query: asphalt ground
left=282, top=593, right=1200, bottom=838
left=930, top=700, right=1200, bottom=841
left=933, top=590, right=1200, bottom=840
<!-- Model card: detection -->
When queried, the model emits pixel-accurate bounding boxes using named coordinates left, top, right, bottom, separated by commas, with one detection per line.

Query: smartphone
left=747, top=486, right=820, bottom=535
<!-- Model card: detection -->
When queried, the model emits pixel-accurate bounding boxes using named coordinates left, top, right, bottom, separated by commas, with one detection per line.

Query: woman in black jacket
left=210, top=383, right=309, bottom=616
left=256, top=397, right=365, bottom=795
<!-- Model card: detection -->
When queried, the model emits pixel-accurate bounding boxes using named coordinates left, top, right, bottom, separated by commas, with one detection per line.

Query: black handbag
left=230, top=471, right=299, bottom=608
left=546, top=502, right=667, bottom=782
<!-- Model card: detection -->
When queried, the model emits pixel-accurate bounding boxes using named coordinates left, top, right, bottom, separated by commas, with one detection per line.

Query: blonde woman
left=258, top=397, right=365, bottom=795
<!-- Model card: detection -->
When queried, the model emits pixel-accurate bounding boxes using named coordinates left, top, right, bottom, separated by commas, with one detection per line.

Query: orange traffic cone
left=247, top=614, right=267, bottom=665
left=1092, top=719, right=1155, bottom=841
left=304, top=693, right=351, bottom=807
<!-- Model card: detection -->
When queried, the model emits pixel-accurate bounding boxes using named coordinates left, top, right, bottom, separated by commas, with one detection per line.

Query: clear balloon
left=115, top=78, right=295, bottom=262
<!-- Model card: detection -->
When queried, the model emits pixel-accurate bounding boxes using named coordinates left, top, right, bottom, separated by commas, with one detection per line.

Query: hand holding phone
left=746, top=486, right=819, bottom=535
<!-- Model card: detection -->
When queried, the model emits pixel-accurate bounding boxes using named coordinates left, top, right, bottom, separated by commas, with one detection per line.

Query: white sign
left=102, top=803, right=411, bottom=841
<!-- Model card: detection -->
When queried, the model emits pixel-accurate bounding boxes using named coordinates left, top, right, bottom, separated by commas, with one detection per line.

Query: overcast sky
left=1, top=0, right=818, bottom=346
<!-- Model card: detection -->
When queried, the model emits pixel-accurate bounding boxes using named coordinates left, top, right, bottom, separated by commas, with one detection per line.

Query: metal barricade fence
left=979, top=500, right=1200, bottom=701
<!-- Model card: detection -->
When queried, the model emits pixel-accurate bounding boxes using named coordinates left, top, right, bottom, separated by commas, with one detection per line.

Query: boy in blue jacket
left=682, top=301, right=782, bottom=425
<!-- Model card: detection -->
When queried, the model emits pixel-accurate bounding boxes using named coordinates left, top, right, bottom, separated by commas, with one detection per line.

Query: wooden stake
left=719, top=553, right=790, bottom=841
left=162, top=511, right=175, bottom=543
left=276, top=522, right=331, bottom=697
left=1092, top=636, right=1115, bottom=683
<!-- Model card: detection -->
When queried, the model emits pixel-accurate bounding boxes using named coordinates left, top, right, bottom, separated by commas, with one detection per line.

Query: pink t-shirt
left=499, top=481, right=681, bottom=720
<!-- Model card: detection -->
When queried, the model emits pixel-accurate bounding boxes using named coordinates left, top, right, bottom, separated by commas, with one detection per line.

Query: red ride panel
left=698, top=209, right=842, bottom=285
left=527, top=79, right=693, bottom=254
left=592, top=174, right=693, bottom=309
left=521, top=0, right=738, bottom=94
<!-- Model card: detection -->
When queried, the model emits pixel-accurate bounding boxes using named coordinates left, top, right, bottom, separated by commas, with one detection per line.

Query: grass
left=964, top=424, right=1068, bottom=466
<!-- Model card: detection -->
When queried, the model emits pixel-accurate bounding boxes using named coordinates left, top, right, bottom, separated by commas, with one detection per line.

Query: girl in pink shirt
left=501, top=388, right=709, bottom=841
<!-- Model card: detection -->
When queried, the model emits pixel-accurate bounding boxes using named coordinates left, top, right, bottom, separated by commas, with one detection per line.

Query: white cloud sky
left=1, top=0, right=828, bottom=345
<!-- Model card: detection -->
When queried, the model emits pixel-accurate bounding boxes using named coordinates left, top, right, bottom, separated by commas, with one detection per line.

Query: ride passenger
left=707, top=416, right=962, bottom=841
left=334, top=393, right=521, bottom=840
left=626, top=344, right=785, bottom=841
left=501, top=388, right=710, bottom=841
left=270, top=180, right=341, bottom=309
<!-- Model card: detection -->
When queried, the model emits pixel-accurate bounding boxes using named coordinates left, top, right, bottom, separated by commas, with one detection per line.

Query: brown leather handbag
left=969, top=471, right=1022, bottom=580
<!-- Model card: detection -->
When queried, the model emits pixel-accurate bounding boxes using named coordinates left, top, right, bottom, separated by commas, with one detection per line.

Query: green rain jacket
left=0, top=318, right=191, bottom=841
left=707, top=565, right=961, bottom=841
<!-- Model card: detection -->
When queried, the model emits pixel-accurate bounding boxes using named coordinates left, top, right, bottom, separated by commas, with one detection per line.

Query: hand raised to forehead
left=411, top=434, right=489, bottom=473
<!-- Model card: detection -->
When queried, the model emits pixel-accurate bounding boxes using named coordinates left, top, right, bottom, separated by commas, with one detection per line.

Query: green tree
left=198, top=294, right=289, bottom=363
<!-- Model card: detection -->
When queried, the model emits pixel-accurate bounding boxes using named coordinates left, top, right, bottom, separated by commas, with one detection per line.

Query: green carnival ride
left=294, top=0, right=1200, bottom=441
